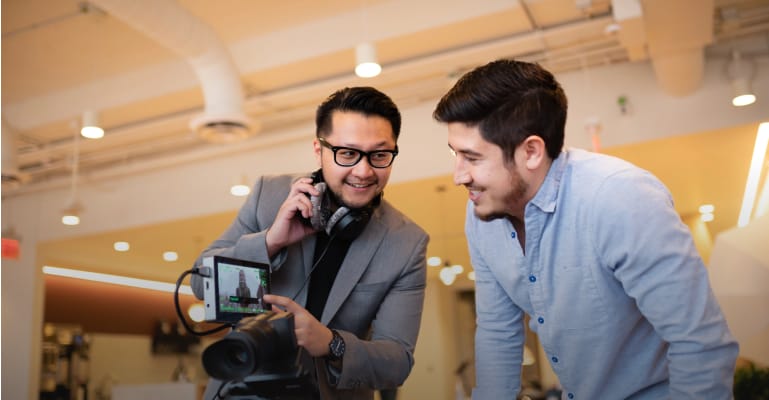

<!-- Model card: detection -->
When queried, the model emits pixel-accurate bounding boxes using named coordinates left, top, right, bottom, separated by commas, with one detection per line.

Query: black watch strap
left=328, top=329, right=346, bottom=360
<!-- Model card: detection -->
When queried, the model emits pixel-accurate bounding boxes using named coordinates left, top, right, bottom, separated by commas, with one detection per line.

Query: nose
left=453, top=159, right=470, bottom=186
left=351, top=156, right=376, bottom=178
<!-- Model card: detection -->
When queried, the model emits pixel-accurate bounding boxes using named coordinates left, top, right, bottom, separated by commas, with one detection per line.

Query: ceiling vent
left=91, top=0, right=255, bottom=144
left=190, top=114, right=254, bottom=144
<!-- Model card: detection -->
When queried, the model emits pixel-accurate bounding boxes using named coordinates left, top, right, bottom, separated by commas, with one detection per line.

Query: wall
left=87, top=334, right=215, bottom=400
left=3, top=58, right=769, bottom=400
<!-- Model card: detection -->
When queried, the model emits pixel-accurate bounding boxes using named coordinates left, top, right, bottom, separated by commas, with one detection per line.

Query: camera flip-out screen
left=203, top=255, right=271, bottom=323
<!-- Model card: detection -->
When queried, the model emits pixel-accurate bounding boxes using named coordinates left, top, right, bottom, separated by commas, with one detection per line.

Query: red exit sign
left=2, top=238, right=20, bottom=260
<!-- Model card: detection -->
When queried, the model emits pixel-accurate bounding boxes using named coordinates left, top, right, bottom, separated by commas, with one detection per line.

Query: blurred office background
left=2, top=0, right=768, bottom=399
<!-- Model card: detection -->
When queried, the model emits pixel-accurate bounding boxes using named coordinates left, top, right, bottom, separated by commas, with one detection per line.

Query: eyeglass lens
left=319, top=138, right=397, bottom=168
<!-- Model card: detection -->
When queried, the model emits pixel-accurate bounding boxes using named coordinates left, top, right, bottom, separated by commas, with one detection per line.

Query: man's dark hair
left=433, top=59, right=568, bottom=161
left=316, top=86, right=402, bottom=140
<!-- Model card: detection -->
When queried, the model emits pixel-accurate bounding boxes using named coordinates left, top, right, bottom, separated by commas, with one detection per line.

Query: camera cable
left=288, top=229, right=338, bottom=302
left=174, top=268, right=234, bottom=336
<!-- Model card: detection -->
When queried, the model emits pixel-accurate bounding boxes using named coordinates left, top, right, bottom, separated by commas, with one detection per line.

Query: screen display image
left=215, top=261, right=270, bottom=316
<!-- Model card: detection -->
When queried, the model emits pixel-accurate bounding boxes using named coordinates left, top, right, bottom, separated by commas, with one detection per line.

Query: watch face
left=330, top=331, right=345, bottom=358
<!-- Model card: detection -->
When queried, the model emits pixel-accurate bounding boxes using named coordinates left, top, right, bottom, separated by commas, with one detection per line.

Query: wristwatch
left=328, top=329, right=346, bottom=360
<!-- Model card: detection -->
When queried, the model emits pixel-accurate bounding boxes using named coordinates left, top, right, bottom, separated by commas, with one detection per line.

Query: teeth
left=349, top=183, right=369, bottom=188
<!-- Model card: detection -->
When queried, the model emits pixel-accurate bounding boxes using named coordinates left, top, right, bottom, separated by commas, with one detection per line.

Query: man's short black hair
left=316, top=87, right=402, bottom=140
left=434, top=59, right=568, bottom=161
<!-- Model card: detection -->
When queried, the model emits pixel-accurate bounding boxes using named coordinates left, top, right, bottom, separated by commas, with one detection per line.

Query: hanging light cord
left=69, top=131, right=80, bottom=200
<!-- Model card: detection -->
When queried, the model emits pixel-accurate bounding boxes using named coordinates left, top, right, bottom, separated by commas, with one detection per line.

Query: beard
left=474, top=168, right=528, bottom=222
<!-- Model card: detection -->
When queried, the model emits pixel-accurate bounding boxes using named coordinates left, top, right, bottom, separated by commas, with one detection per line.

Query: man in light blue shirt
left=433, top=59, right=738, bottom=399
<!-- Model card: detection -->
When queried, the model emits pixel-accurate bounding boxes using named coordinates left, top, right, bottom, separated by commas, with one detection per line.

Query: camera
left=202, top=255, right=271, bottom=324
left=176, top=256, right=316, bottom=399
left=201, top=311, right=316, bottom=399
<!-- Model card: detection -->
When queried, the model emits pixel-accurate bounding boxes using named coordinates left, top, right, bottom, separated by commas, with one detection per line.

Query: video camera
left=175, top=256, right=317, bottom=399
left=202, top=311, right=316, bottom=399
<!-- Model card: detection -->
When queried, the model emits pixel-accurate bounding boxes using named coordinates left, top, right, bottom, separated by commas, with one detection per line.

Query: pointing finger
left=264, top=294, right=300, bottom=313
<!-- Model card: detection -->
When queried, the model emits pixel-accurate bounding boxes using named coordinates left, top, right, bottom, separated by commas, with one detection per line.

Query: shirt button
left=551, top=356, right=559, bottom=363
left=568, top=393, right=574, bottom=399
left=528, top=275, right=536, bottom=282
left=511, top=231, right=516, bottom=239
left=537, top=317, right=544, bottom=324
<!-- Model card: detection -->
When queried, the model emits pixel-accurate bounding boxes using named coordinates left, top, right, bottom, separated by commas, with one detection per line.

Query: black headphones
left=302, top=169, right=379, bottom=241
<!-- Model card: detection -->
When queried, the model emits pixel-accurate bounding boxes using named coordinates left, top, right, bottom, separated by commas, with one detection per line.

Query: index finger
left=292, top=177, right=321, bottom=197
left=263, top=294, right=301, bottom=313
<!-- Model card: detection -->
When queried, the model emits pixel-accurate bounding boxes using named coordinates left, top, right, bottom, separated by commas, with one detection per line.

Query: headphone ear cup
left=325, top=206, right=351, bottom=236
left=326, top=206, right=371, bottom=240
left=308, top=182, right=327, bottom=231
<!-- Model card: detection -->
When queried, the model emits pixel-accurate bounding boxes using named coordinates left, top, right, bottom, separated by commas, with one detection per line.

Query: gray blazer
left=191, top=173, right=429, bottom=399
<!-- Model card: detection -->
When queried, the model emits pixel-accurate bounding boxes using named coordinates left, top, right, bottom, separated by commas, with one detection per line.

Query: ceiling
left=3, top=0, right=768, bottom=191
left=3, top=0, right=769, bottom=334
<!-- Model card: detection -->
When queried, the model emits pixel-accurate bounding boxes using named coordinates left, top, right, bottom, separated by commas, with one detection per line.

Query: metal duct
left=613, top=0, right=714, bottom=97
left=89, top=0, right=255, bottom=143
left=642, top=0, right=715, bottom=97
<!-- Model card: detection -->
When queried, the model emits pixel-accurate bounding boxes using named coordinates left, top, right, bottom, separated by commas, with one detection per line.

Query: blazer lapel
left=320, top=210, right=388, bottom=324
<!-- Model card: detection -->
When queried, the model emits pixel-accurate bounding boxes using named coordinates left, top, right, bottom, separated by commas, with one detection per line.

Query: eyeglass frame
left=317, top=137, right=399, bottom=168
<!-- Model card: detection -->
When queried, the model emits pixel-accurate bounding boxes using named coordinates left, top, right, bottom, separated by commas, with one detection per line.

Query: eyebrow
left=337, top=140, right=394, bottom=150
left=448, top=144, right=483, bottom=158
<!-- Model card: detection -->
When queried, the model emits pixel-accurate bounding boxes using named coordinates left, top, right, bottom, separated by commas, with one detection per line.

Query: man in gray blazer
left=191, top=86, right=429, bottom=399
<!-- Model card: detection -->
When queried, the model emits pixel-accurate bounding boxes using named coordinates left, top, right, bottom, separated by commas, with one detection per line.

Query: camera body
left=202, top=255, right=271, bottom=324
left=202, top=311, right=317, bottom=399
left=301, top=169, right=376, bottom=241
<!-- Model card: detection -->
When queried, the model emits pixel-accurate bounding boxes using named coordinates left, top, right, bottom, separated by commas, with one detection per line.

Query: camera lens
left=202, top=312, right=299, bottom=381
left=226, top=342, right=250, bottom=367
left=202, top=333, right=259, bottom=380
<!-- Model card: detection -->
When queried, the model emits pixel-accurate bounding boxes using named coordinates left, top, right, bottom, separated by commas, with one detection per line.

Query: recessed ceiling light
left=230, top=183, right=250, bottom=197
left=163, top=251, right=178, bottom=262
left=427, top=256, right=442, bottom=267
left=451, top=264, right=464, bottom=274
left=113, top=241, right=130, bottom=252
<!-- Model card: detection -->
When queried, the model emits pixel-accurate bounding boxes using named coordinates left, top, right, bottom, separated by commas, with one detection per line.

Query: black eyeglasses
left=318, top=137, right=399, bottom=168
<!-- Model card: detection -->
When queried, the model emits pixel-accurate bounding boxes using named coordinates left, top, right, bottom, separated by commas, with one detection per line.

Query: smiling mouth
left=467, top=188, right=481, bottom=202
left=346, top=181, right=374, bottom=189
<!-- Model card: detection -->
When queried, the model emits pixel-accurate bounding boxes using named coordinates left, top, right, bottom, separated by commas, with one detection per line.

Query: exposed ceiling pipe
left=611, top=0, right=715, bottom=97
left=16, top=14, right=618, bottom=171
left=640, top=0, right=715, bottom=97
left=88, top=0, right=255, bottom=143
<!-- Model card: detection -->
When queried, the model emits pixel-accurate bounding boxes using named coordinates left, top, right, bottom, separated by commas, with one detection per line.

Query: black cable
left=214, top=380, right=228, bottom=400
left=174, top=268, right=233, bottom=336
left=289, top=230, right=338, bottom=302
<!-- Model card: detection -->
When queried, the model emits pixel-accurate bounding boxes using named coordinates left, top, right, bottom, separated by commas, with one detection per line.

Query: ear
left=313, top=138, right=322, bottom=166
left=521, top=135, right=546, bottom=170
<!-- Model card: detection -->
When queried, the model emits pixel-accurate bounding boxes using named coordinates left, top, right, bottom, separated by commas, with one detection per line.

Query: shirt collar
left=528, top=149, right=569, bottom=213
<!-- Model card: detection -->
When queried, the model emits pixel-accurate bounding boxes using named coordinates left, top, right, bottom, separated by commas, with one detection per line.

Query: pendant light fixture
left=62, top=132, right=83, bottom=226
left=355, top=42, right=381, bottom=78
left=354, top=1, right=380, bottom=78
left=80, top=110, right=104, bottom=139
left=727, top=50, right=756, bottom=107
left=230, top=174, right=251, bottom=197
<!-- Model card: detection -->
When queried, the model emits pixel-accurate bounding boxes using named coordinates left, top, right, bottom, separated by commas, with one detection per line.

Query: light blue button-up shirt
left=468, top=149, right=738, bottom=399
